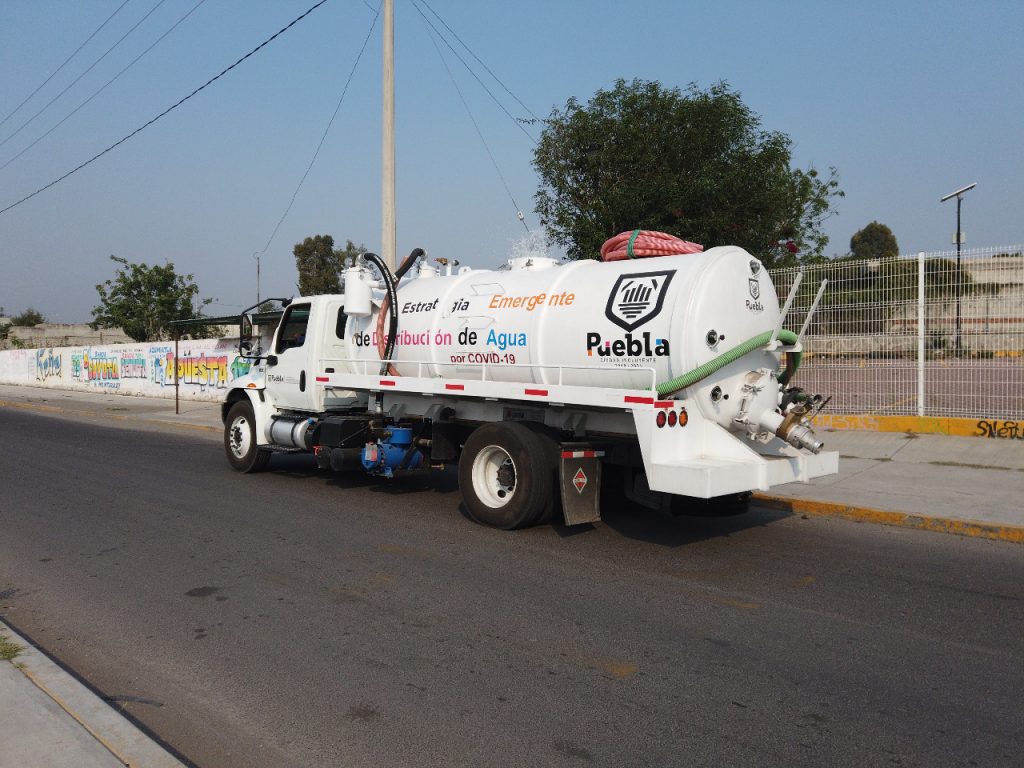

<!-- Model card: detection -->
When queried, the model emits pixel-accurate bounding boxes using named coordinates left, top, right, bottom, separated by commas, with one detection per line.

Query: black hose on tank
left=394, top=247, right=425, bottom=281
left=362, top=252, right=399, bottom=375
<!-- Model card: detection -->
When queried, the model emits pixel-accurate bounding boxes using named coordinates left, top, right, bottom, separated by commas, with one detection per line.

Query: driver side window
left=275, top=304, right=311, bottom=354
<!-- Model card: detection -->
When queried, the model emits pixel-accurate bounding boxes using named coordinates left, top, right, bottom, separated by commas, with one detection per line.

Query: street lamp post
left=940, top=183, right=976, bottom=356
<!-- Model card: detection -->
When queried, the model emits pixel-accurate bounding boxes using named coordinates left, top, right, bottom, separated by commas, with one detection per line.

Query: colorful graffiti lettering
left=120, top=352, right=147, bottom=379
left=66, top=350, right=121, bottom=388
left=230, top=356, right=252, bottom=380
left=161, top=351, right=229, bottom=390
left=35, top=349, right=61, bottom=380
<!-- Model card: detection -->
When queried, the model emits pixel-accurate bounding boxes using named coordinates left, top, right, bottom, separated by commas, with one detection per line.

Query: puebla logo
left=605, top=270, right=675, bottom=331
left=748, top=277, right=760, bottom=300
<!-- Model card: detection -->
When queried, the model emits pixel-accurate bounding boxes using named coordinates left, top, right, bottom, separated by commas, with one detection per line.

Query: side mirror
left=267, top=355, right=278, bottom=367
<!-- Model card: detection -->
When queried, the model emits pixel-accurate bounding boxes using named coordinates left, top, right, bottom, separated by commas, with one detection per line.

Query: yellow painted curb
left=811, top=413, right=1024, bottom=439
left=753, top=494, right=1024, bottom=544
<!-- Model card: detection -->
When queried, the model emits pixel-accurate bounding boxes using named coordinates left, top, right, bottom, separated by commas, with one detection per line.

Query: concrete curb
left=0, top=620, right=188, bottom=768
left=753, top=493, right=1024, bottom=544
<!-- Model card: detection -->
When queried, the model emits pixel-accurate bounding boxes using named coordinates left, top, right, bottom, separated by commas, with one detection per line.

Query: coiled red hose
left=600, top=230, right=703, bottom=261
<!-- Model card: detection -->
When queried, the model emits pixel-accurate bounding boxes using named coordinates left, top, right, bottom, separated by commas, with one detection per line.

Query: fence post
left=917, top=251, right=925, bottom=417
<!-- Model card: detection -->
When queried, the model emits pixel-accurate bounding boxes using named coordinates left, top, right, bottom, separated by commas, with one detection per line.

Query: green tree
left=850, top=221, right=899, bottom=261
left=533, top=79, right=843, bottom=266
left=294, top=235, right=365, bottom=295
left=11, top=307, right=46, bottom=326
left=92, top=256, right=212, bottom=342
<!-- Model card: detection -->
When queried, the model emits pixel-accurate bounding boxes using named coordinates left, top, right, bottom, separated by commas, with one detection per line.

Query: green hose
left=656, top=329, right=801, bottom=398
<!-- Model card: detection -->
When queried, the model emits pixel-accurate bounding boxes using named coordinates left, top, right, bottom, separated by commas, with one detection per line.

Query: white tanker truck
left=222, top=241, right=837, bottom=529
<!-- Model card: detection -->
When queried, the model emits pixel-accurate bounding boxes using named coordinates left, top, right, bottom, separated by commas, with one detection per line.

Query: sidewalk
left=755, top=428, right=1024, bottom=542
left=0, top=621, right=187, bottom=768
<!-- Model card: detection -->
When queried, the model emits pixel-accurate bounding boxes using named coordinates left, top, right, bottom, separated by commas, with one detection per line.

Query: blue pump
left=360, top=427, right=425, bottom=477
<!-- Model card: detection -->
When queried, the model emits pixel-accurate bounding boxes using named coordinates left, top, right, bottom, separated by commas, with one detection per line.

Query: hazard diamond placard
left=572, top=467, right=587, bottom=494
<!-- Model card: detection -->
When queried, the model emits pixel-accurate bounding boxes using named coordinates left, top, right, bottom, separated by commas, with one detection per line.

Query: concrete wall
left=0, top=339, right=251, bottom=402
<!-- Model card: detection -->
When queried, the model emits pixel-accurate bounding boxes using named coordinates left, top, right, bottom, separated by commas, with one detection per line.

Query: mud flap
left=559, top=448, right=604, bottom=526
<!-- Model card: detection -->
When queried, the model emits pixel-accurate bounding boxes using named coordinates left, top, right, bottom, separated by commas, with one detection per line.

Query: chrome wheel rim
left=229, top=414, right=252, bottom=460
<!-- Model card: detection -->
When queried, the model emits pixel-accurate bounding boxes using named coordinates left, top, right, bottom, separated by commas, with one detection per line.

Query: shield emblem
left=605, top=270, right=675, bottom=331
left=748, top=277, right=760, bottom=300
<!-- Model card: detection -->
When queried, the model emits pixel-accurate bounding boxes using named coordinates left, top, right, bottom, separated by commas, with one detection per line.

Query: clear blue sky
left=1, top=0, right=1021, bottom=321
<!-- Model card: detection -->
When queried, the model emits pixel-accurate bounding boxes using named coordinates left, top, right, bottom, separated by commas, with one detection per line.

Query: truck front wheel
left=225, top=400, right=271, bottom=473
left=459, top=422, right=552, bottom=529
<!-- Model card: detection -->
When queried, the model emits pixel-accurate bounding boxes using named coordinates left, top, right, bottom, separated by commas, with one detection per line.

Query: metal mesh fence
left=770, top=246, right=1024, bottom=420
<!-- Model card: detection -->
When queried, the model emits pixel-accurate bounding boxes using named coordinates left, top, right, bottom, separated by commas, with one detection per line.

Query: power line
left=419, top=11, right=529, bottom=232
left=0, top=0, right=332, bottom=218
left=408, top=0, right=536, bottom=144
left=0, top=0, right=171, bottom=151
left=0, top=0, right=134, bottom=131
left=1, top=0, right=209, bottom=174
left=256, top=2, right=381, bottom=256
left=416, top=0, right=541, bottom=124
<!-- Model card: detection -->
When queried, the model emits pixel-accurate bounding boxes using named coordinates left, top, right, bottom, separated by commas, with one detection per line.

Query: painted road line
left=753, top=494, right=1024, bottom=544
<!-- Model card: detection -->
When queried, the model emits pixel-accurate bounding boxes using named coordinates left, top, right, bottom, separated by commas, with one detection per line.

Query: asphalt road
left=1, top=408, right=1022, bottom=768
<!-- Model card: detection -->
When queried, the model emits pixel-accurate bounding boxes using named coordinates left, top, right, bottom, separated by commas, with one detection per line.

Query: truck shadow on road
left=594, top=502, right=793, bottom=548
left=265, top=453, right=790, bottom=547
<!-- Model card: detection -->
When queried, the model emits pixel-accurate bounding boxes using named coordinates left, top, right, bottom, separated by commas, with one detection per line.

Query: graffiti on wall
left=149, top=346, right=252, bottom=390
left=79, top=350, right=120, bottom=388
left=35, top=349, right=61, bottom=380
left=2, top=340, right=250, bottom=402
left=120, top=351, right=147, bottom=379
left=975, top=420, right=1024, bottom=440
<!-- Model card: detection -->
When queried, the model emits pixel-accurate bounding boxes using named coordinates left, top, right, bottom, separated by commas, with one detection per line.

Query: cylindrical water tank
left=342, top=246, right=783, bottom=395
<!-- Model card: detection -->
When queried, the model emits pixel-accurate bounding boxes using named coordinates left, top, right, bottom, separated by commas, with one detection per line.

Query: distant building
left=1, top=322, right=133, bottom=350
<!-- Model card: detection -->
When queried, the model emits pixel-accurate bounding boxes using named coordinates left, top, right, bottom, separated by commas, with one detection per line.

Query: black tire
left=670, top=491, right=752, bottom=517
left=224, top=400, right=271, bottom=473
left=458, top=422, right=553, bottom=529
left=519, top=422, right=561, bottom=524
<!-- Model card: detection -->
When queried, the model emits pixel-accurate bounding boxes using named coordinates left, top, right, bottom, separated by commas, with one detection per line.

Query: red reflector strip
left=654, top=401, right=673, bottom=408
left=445, top=383, right=465, bottom=391
left=379, top=379, right=396, bottom=387
left=624, top=395, right=654, bottom=405
left=560, top=450, right=606, bottom=459
left=315, top=376, right=329, bottom=382
left=524, top=388, right=548, bottom=396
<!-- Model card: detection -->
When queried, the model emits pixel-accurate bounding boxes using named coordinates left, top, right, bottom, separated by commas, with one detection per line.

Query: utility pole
left=381, top=0, right=396, bottom=270
left=940, top=183, right=976, bottom=357
left=252, top=251, right=261, bottom=305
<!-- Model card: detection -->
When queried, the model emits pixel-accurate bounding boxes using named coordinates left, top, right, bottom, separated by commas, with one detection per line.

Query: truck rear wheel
left=459, top=422, right=553, bottom=529
left=225, top=400, right=271, bottom=473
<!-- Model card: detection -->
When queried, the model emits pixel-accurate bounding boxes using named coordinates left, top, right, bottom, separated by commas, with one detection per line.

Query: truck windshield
left=276, top=304, right=311, bottom=353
